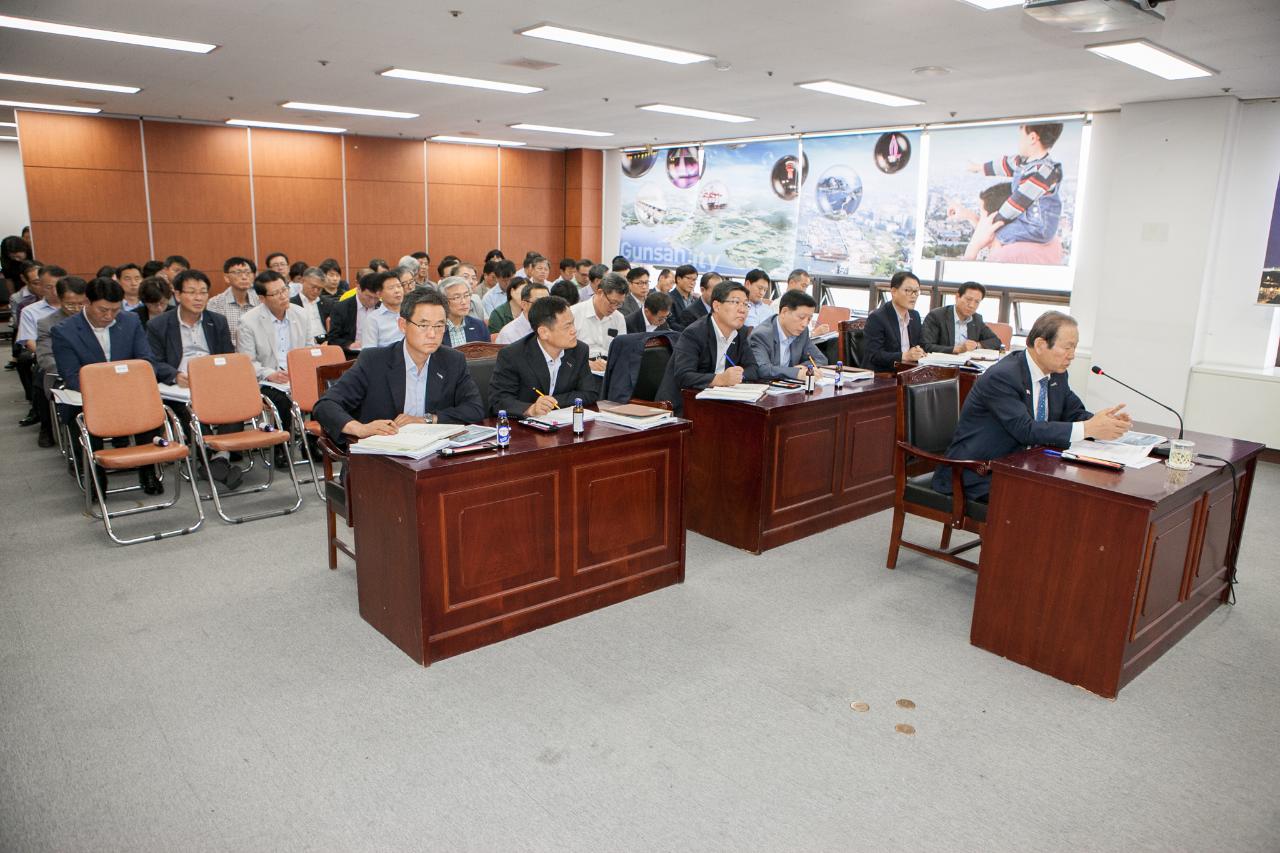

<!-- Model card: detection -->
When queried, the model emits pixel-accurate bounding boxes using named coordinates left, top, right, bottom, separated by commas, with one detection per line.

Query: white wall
left=0, top=142, right=29, bottom=238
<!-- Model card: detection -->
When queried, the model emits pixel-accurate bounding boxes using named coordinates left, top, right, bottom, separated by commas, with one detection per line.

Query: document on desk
left=350, top=423, right=467, bottom=459
left=819, top=366, right=874, bottom=381
left=696, top=383, right=768, bottom=402
left=918, top=353, right=970, bottom=367
left=52, top=388, right=83, bottom=406
left=967, top=348, right=1003, bottom=362
left=1066, top=438, right=1160, bottom=469
left=540, top=406, right=598, bottom=427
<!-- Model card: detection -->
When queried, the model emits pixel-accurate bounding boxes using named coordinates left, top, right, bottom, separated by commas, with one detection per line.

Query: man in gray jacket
left=748, top=289, right=828, bottom=380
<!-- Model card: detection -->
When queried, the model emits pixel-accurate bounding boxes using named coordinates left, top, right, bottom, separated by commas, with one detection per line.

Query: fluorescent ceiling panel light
left=638, top=104, right=754, bottom=123
left=0, top=135, right=16, bottom=141
left=226, top=119, right=345, bottom=133
left=0, top=14, right=216, bottom=53
left=282, top=101, right=417, bottom=119
left=796, top=80, right=923, bottom=107
left=380, top=68, right=541, bottom=94
left=0, top=99, right=99, bottom=114
left=517, top=24, right=711, bottom=65
left=0, top=121, right=17, bottom=128
left=1085, top=39, right=1215, bottom=80
left=431, top=135, right=525, bottom=146
left=509, top=123, right=612, bottom=137
left=925, top=113, right=1085, bottom=130
left=954, top=0, right=1023, bottom=9
left=0, top=72, right=139, bottom=93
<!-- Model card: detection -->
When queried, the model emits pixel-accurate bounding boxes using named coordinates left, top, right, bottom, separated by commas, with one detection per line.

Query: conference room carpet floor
left=1, top=379, right=1277, bottom=852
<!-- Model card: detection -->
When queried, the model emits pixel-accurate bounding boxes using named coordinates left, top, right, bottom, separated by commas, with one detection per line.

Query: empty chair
left=75, top=360, right=204, bottom=545
left=286, top=344, right=347, bottom=498
left=987, top=321, right=1013, bottom=348
left=187, top=353, right=303, bottom=524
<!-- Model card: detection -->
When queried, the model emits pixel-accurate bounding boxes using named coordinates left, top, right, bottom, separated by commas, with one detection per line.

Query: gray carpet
left=1, top=377, right=1277, bottom=852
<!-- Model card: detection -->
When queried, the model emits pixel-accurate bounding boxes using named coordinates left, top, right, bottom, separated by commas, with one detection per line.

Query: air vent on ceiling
left=502, top=57, right=559, bottom=71
left=1023, top=0, right=1167, bottom=32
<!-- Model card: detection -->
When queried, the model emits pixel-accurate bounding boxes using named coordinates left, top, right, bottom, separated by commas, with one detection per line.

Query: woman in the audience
left=1, top=235, right=30, bottom=301
left=137, top=277, right=172, bottom=326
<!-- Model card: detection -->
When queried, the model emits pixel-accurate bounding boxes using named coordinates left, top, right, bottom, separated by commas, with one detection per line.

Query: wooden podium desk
left=682, top=377, right=897, bottom=553
left=349, top=419, right=690, bottom=665
left=971, top=426, right=1263, bottom=698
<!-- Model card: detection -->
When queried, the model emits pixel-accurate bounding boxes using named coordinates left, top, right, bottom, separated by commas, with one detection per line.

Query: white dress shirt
left=178, top=313, right=210, bottom=372
left=1025, top=350, right=1083, bottom=443
left=540, top=341, right=563, bottom=393
left=364, top=305, right=404, bottom=348
left=17, top=299, right=57, bottom=344
left=954, top=308, right=969, bottom=348
left=90, top=320, right=114, bottom=361
left=712, top=319, right=737, bottom=374
left=403, top=348, right=430, bottom=418
left=896, top=307, right=912, bottom=358
left=495, top=312, right=531, bottom=345
left=746, top=299, right=776, bottom=329
left=570, top=299, right=626, bottom=360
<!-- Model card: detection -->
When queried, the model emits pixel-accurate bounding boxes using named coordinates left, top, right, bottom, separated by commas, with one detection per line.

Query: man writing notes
left=570, top=272, right=629, bottom=372
left=488, top=295, right=600, bottom=418
left=932, top=311, right=1130, bottom=500
left=864, top=271, right=926, bottom=371
left=748, top=290, right=827, bottom=380
left=313, top=289, right=483, bottom=444
left=921, top=281, right=1003, bottom=354
left=658, top=280, right=761, bottom=412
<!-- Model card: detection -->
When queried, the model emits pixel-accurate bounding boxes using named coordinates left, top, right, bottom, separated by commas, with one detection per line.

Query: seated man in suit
left=494, top=280, right=550, bottom=345
left=675, top=271, right=722, bottom=330
left=32, top=275, right=87, bottom=448
left=933, top=311, right=1130, bottom=500
left=665, top=264, right=698, bottom=331
left=620, top=267, right=649, bottom=318
left=51, top=276, right=166, bottom=494
left=439, top=276, right=491, bottom=346
left=326, top=271, right=382, bottom=354
left=488, top=295, right=600, bottom=418
left=921, top=281, right=1003, bottom=354
left=289, top=266, right=328, bottom=337
left=625, top=290, right=672, bottom=334
left=864, top=271, right=926, bottom=371
left=570, top=272, right=629, bottom=371
left=237, top=270, right=319, bottom=460
left=748, top=289, right=828, bottom=380
left=313, top=289, right=484, bottom=444
left=658, top=280, right=762, bottom=412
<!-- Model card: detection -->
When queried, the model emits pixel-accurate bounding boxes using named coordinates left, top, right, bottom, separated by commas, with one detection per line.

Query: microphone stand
left=1091, top=366, right=1183, bottom=456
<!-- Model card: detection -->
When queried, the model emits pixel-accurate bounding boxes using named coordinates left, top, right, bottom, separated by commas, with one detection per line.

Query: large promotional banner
left=923, top=119, right=1084, bottom=266
left=618, top=140, right=801, bottom=277
left=793, top=130, right=921, bottom=277
left=1257, top=173, right=1280, bottom=306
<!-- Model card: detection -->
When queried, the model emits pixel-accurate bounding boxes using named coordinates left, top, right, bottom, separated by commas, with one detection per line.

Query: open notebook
left=349, top=423, right=467, bottom=459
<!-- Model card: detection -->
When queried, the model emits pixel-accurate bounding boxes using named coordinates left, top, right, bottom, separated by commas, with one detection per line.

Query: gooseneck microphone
left=1091, top=365, right=1184, bottom=453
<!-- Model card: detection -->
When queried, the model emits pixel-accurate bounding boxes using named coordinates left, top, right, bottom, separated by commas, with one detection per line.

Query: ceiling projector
left=1023, top=0, right=1169, bottom=32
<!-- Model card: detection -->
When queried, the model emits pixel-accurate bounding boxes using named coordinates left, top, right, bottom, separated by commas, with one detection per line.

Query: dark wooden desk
left=349, top=419, right=690, bottom=665
left=971, top=425, right=1263, bottom=698
left=682, top=378, right=897, bottom=553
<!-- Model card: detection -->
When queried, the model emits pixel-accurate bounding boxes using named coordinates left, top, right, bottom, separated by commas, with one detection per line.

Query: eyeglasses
left=405, top=320, right=447, bottom=333
left=179, top=288, right=210, bottom=296
left=604, top=295, right=626, bottom=308
left=263, top=288, right=289, bottom=298
left=446, top=292, right=471, bottom=302
left=721, top=299, right=749, bottom=308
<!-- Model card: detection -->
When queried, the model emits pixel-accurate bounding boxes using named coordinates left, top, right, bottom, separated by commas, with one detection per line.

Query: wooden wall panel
left=24, top=167, right=148, bottom=222
left=28, top=222, right=150, bottom=278
left=147, top=173, right=252, bottom=224
left=428, top=185, right=498, bottom=227
left=142, top=122, right=248, bottom=174
left=564, top=149, right=603, bottom=262
left=502, top=186, right=565, bottom=228
left=249, top=127, right=344, bottom=265
left=346, top=136, right=423, bottom=183
left=255, top=224, right=345, bottom=269
left=18, top=113, right=142, bottom=170
left=152, top=223, right=255, bottom=292
left=427, top=143, right=498, bottom=185
left=347, top=181, right=424, bottom=227
left=348, top=225, right=427, bottom=267
left=427, top=225, right=498, bottom=269
left=501, top=148, right=565, bottom=189
left=500, top=226, right=564, bottom=268
left=252, top=176, right=344, bottom=224
left=249, top=129, right=342, bottom=178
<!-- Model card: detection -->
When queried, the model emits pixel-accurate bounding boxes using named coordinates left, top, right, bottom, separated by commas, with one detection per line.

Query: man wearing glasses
left=439, top=276, right=489, bottom=346
left=657, top=280, right=762, bottom=413
left=863, top=271, right=927, bottom=372
left=495, top=281, right=550, bottom=345
left=570, top=273, right=629, bottom=373
left=206, top=257, right=261, bottom=348
left=313, top=289, right=484, bottom=445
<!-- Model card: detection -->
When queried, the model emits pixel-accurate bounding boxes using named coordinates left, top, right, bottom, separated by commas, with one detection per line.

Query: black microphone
left=1091, top=365, right=1183, bottom=455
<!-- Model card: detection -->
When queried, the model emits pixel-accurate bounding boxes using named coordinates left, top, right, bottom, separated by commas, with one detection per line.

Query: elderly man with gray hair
left=290, top=266, right=329, bottom=338
left=438, top=275, right=490, bottom=347
left=397, top=255, right=420, bottom=281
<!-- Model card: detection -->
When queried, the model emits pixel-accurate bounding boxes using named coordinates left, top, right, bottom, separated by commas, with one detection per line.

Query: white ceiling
left=1, top=0, right=1277, bottom=148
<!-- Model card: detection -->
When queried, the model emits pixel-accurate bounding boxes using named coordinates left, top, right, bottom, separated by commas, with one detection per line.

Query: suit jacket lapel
left=388, top=342, right=407, bottom=414
left=1017, top=354, right=1035, bottom=417
left=425, top=354, right=443, bottom=412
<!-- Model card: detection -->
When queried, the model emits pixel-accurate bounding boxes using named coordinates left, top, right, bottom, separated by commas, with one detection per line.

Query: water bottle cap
left=574, top=398, right=583, bottom=405
left=498, top=409, right=507, bottom=417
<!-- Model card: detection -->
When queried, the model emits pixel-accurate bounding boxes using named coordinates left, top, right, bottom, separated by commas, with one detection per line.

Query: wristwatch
left=427, top=413, right=438, bottom=424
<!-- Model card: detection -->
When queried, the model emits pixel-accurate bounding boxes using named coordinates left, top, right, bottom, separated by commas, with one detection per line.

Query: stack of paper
left=819, top=366, right=874, bottom=381
left=967, top=348, right=1003, bottom=362
left=158, top=384, right=191, bottom=402
left=918, top=353, right=970, bottom=367
left=540, top=406, right=599, bottom=427
left=696, top=383, right=768, bottom=402
left=1066, top=433, right=1163, bottom=469
left=447, top=425, right=498, bottom=447
left=350, top=423, right=467, bottom=459
left=52, top=388, right=83, bottom=406
left=595, top=402, right=675, bottom=430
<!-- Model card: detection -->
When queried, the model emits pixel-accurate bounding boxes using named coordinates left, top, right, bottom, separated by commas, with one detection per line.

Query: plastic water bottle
left=497, top=410, right=510, bottom=450
left=572, top=398, right=585, bottom=435
left=834, top=360, right=844, bottom=390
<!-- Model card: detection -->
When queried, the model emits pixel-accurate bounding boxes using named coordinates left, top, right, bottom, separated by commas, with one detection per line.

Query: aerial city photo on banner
left=617, top=119, right=1084, bottom=279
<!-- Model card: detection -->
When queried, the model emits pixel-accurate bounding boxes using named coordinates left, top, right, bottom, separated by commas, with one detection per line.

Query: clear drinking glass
left=1166, top=438, right=1195, bottom=471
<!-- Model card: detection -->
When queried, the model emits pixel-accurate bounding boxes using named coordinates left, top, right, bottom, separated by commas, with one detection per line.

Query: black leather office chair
left=632, top=337, right=673, bottom=403
left=887, top=365, right=989, bottom=572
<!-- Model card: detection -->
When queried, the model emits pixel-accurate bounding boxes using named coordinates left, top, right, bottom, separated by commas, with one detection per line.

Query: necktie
left=1036, top=377, right=1048, bottom=422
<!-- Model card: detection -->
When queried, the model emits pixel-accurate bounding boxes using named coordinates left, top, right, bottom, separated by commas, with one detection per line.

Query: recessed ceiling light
left=796, top=80, right=923, bottom=107
left=912, top=66, right=952, bottom=77
left=0, top=121, right=16, bottom=128
left=1085, top=39, right=1215, bottom=80
left=0, top=14, right=217, bottom=53
left=0, top=135, right=17, bottom=142
left=0, top=99, right=100, bottom=114
left=282, top=101, right=418, bottom=119
left=380, top=68, right=542, bottom=94
left=954, top=0, right=1023, bottom=9
left=509, top=123, right=613, bottom=137
left=431, top=135, right=526, bottom=147
left=226, top=119, right=345, bottom=134
left=517, top=24, right=712, bottom=65
left=0, top=72, right=140, bottom=93
left=638, top=104, right=754, bottom=123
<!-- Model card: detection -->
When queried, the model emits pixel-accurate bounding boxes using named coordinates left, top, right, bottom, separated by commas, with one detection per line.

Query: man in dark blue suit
left=313, top=289, right=484, bottom=445
left=487, top=295, right=600, bottom=418
left=674, top=271, right=721, bottom=330
left=145, top=269, right=235, bottom=386
left=863, top=271, right=926, bottom=372
left=51, top=277, right=167, bottom=494
left=933, top=311, right=1130, bottom=500
left=665, top=264, right=698, bottom=331
left=657, top=279, right=762, bottom=413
